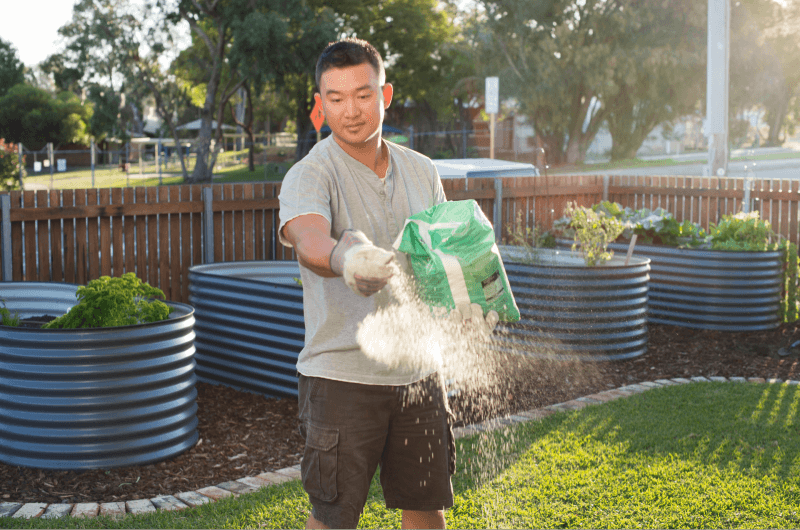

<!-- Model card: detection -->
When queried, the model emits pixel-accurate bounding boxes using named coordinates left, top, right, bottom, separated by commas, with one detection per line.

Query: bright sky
left=0, top=1, right=76, bottom=67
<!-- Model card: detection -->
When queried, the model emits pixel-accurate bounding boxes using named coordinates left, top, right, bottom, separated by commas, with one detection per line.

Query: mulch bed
left=2, top=322, right=800, bottom=505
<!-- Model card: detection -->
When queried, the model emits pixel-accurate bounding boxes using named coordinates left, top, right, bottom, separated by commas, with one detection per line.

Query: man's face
left=316, top=62, right=393, bottom=148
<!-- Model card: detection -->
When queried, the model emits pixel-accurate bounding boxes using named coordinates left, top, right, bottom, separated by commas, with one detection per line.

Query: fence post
left=462, top=122, right=468, bottom=158
left=202, top=187, right=215, bottom=264
left=125, top=142, right=130, bottom=187
left=603, top=175, right=610, bottom=202
left=742, top=176, right=752, bottom=214
left=408, top=125, right=414, bottom=151
left=157, top=140, right=163, bottom=185
left=493, top=178, right=503, bottom=243
left=1, top=194, right=11, bottom=281
left=17, top=143, right=24, bottom=190
left=48, top=142, right=54, bottom=189
left=91, top=140, right=96, bottom=188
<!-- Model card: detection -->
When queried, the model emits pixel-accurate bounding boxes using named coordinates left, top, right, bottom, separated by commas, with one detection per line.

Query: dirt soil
left=3, top=322, right=800, bottom=505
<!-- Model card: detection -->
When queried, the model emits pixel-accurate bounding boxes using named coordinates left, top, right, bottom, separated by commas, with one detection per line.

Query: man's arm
left=282, top=214, right=395, bottom=296
left=282, top=214, right=338, bottom=278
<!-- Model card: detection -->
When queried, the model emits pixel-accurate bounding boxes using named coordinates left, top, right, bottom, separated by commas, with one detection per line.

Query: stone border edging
left=2, top=376, right=799, bottom=521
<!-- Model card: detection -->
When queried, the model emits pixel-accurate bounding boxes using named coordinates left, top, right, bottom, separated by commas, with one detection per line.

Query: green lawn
left=20, top=161, right=292, bottom=190
left=4, top=381, right=799, bottom=529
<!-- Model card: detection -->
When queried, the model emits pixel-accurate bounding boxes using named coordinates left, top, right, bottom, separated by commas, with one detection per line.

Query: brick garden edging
left=2, top=376, right=799, bottom=521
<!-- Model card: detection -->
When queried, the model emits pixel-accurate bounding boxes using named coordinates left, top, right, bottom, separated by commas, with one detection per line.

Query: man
left=278, top=38, right=495, bottom=529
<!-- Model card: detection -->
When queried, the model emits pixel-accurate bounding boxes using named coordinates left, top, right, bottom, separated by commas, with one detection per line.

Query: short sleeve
left=278, top=161, right=333, bottom=247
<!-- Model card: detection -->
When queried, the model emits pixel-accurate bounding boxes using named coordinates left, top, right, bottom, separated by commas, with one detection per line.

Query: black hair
left=315, top=38, right=385, bottom=91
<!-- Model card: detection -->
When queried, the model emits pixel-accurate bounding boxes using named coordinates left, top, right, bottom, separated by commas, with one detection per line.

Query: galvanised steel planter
left=0, top=282, right=197, bottom=470
left=496, top=247, right=650, bottom=361
left=188, top=261, right=304, bottom=400
left=557, top=239, right=783, bottom=331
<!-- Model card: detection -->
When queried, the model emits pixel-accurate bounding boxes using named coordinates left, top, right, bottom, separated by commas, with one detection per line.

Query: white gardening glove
left=330, top=229, right=395, bottom=297
left=449, top=302, right=500, bottom=336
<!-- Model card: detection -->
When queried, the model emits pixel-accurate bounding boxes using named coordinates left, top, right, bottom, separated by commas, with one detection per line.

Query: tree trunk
left=534, top=132, right=566, bottom=166
left=765, top=93, right=789, bottom=147
left=230, top=83, right=257, bottom=172
left=188, top=115, right=215, bottom=183
left=185, top=17, right=227, bottom=184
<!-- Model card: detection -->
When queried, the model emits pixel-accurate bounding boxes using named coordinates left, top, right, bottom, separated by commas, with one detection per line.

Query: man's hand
left=330, top=229, right=395, bottom=297
left=450, top=302, right=500, bottom=336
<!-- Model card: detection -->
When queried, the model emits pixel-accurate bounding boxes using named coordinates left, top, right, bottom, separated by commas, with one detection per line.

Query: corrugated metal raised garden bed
left=0, top=281, right=198, bottom=470
left=554, top=205, right=793, bottom=331
left=496, top=247, right=651, bottom=361
left=188, top=261, right=304, bottom=400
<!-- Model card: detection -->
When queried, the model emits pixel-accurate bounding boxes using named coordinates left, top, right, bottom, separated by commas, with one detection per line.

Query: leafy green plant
left=707, top=211, right=779, bottom=251
left=0, top=297, right=20, bottom=326
left=591, top=201, right=707, bottom=247
left=564, top=202, right=624, bottom=267
left=43, top=273, right=173, bottom=329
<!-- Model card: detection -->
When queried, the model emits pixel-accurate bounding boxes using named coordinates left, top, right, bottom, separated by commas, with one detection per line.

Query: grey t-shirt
left=278, top=136, right=447, bottom=385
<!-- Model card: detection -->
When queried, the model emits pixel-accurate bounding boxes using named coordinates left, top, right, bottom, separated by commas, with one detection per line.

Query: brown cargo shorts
left=297, top=372, right=456, bottom=529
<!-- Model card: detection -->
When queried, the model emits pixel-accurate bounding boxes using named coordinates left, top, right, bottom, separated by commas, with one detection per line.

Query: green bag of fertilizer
left=393, top=200, right=520, bottom=322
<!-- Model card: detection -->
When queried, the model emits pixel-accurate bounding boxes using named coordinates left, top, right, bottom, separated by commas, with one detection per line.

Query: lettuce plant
left=44, top=273, right=173, bottom=329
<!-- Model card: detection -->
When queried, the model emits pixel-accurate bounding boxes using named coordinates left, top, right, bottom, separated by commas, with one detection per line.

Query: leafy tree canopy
left=0, top=84, right=92, bottom=149
left=603, top=0, right=706, bottom=160
left=0, top=37, right=25, bottom=99
left=730, top=0, right=800, bottom=146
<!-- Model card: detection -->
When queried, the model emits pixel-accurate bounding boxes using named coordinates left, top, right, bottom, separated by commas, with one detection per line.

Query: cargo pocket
left=300, top=423, right=339, bottom=502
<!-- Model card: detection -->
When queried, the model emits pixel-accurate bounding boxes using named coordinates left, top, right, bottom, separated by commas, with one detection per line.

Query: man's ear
left=382, top=83, right=393, bottom=109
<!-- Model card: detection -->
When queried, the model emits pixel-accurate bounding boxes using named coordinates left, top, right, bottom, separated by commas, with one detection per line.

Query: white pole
left=707, top=0, right=730, bottom=177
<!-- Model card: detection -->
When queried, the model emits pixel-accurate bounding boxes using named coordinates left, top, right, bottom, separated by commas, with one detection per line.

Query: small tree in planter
left=563, top=202, right=625, bottom=266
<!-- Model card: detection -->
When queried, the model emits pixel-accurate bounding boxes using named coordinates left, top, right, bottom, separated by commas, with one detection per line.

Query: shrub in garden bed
left=43, top=273, right=173, bottom=329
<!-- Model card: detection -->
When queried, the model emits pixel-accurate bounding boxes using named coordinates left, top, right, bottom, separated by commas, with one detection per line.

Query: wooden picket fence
left=2, top=174, right=800, bottom=304
left=0, top=183, right=295, bottom=304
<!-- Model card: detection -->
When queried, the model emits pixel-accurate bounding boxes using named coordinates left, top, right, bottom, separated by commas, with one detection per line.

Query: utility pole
left=486, top=77, right=499, bottom=159
left=707, top=0, right=730, bottom=177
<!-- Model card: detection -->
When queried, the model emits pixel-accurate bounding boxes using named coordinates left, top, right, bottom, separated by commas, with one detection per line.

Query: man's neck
left=332, top=134, right=388, bottom=178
